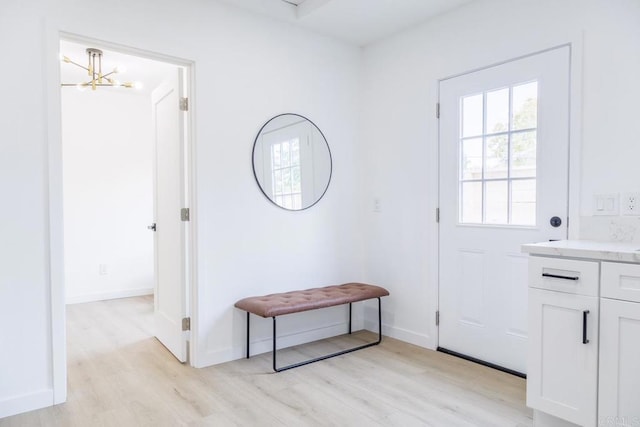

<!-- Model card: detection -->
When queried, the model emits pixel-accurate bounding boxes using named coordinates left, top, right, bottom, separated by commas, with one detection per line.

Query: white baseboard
left=365, top=319, right=434, bottom=349
left=0, top=389, right=53, bottom=419
left=533, top=410, right=580, bottom=427
left=197, top=321, right=353, bottom=368
left=66, top=288, right=153, bottom=305
left=197, top=319, right=434, bottom=368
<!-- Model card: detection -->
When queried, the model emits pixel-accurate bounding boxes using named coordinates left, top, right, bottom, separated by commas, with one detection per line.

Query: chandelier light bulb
left=61, top=47, right=139, bottom=91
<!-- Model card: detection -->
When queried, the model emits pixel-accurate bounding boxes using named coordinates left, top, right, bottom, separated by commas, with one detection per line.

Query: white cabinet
left=599, top=300, right=640, bottom=426
left=599, top=261, right=640, bottom=426
left=523, top=242, right=640, bottom=427
left=527, top=287, right=599, bottom=427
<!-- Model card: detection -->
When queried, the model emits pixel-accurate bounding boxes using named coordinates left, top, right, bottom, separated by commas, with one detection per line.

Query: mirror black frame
left=252, top=113, right=332, bottom=211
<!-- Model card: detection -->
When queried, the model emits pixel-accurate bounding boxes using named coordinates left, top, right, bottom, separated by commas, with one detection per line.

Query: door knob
left=147, top=223, right=156, bottom=232
left=549, top=216, right=562, bottom=228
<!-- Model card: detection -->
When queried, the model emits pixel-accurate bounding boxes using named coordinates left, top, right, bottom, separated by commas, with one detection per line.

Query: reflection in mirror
left=252, top=114, right=332, bottom=211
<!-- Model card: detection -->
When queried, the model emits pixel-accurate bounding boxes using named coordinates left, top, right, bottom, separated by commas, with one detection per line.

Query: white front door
left=151, top=69, right=188, bottom=362
left=438, top=46, right=571, bottom=374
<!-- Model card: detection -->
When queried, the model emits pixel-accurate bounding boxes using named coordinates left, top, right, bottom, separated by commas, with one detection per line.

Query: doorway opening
left=57, top=35, right=195, bottom=399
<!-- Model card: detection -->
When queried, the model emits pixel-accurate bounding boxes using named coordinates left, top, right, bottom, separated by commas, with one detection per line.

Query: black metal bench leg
left=271, top=298, right=384, bottom=373
left=246, top=312, right=250, bottom=359
left=377, top=297, right=382, bottom=344
left=272, top=317, right=277, bottom=372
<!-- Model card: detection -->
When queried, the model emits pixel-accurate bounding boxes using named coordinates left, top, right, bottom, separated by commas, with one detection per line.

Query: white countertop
left=522, top=240, right=640, bottom=263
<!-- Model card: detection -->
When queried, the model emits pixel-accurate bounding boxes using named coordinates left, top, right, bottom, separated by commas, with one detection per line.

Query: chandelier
left=60, top=48, right=141, bottom=91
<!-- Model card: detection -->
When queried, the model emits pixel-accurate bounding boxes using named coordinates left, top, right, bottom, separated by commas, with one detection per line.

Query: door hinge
left=436, top=102, right=440, bottom=119
left=179, top=97, right=189, bottom=111
left=436, top=207, right=440, bottom=223
left=182, top=317, right=191, bottom=331
left=181, top=208, right=190, bottom=221
left=436, top=310, right=440, bottom=326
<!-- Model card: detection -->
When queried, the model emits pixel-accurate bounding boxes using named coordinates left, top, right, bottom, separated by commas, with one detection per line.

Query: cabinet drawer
left=529, top=256, right=599, bottom=296
left=601, top=262, right=640, bottom=302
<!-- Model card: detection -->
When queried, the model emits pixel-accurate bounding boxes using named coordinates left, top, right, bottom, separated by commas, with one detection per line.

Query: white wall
left=359, top=0, right=640, bottom=349
left=0, top=0, right=56, bottom=417
left=61, top=89, right=154, bottom=304
left=0, top=0, right=363, bottom=417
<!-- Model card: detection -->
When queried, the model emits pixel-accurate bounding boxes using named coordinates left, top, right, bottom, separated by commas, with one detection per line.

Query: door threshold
left=437, top=347, right=526, bottom=379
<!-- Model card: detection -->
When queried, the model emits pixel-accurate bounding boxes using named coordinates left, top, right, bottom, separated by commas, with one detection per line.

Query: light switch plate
left=593, top=193, right=619, bottom=216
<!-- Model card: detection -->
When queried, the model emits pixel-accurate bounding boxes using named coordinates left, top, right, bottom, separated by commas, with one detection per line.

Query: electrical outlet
left=373, top=197, right=382, bottom=213
left=621, top=192, right=640, bottom=215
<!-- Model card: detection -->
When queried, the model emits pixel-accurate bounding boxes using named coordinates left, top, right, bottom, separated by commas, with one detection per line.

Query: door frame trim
left=44, top=25, right=199, bottom=404
left=433, top=40, right=584, bottom=349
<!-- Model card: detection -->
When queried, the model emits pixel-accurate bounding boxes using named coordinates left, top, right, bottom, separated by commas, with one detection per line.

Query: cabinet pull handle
left=542, top=273, right=579, bottom=281
left=582, top=310, right=590, bottom=344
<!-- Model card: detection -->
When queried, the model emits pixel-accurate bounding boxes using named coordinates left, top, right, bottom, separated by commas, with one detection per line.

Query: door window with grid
left=257, top=119, right=316, bottom=210
left=459, top=81, right=538, bottom=226
left=270, top=138, right=302, bottom=210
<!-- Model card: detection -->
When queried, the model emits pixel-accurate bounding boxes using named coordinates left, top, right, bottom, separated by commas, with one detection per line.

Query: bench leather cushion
left=234, top=283, right=389, bottom=318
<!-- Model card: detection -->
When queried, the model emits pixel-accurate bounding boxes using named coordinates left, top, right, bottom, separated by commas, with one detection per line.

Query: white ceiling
left=217, top=0, right=475, bottom=46
left=59, top=40, right=177, bottom=95
left=59, top=1, right=474, bottom=92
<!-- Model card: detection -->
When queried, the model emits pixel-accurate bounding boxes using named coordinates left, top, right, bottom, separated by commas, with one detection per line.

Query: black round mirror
left=252, top=114, right=332, bottom=210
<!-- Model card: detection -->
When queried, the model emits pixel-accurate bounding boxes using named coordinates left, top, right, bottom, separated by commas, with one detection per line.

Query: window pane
left=511, top=179, right=536, bottom=225
left=293, top=195, right=302, bottom=210
left=461, top=138, right=482, bottom=180
left=485, top=135, right=508, bottom=179
left=512, top=82, right=538, bottom=130
left=511, top=131, right=537, bottom=178
left=282, top=168, right=291, bottom=193
left=485, top=180, right=508, bottom=224
left=462, top=94, right=483, bottom=137
left=273, top=170, right=283, bottom=195
left=461, top=181, right=482, bottom=223
left=292, top=166, right=301, bottom=192
left=291, top=140, right=300, bottom=165
left=486, top=88, right=509, bottom=134
left=457, top=81, right=540, bottom=227
left=282, top=141, right=291, bottom=167
left=272, top=144, right=281, bottom=168
left=282, top=195, right=292, bottom=209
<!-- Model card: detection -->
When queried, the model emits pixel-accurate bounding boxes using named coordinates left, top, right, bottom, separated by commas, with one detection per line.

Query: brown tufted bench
left=235, top=283, right=389, bottom=372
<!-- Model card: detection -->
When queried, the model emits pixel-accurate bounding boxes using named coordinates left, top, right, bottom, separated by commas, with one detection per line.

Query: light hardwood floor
left=1, top=296, right=532, bottom=426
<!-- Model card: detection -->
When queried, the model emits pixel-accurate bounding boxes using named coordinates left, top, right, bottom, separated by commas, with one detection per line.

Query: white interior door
left=151, top=69, right=188, bottom=362
left=438, top=46, right=571, bottom=374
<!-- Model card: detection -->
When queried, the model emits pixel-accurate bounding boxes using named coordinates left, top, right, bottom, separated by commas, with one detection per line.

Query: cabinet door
left=527, top=288, right=599, bottom=427
left=599, top=298, right=640, bottom=426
